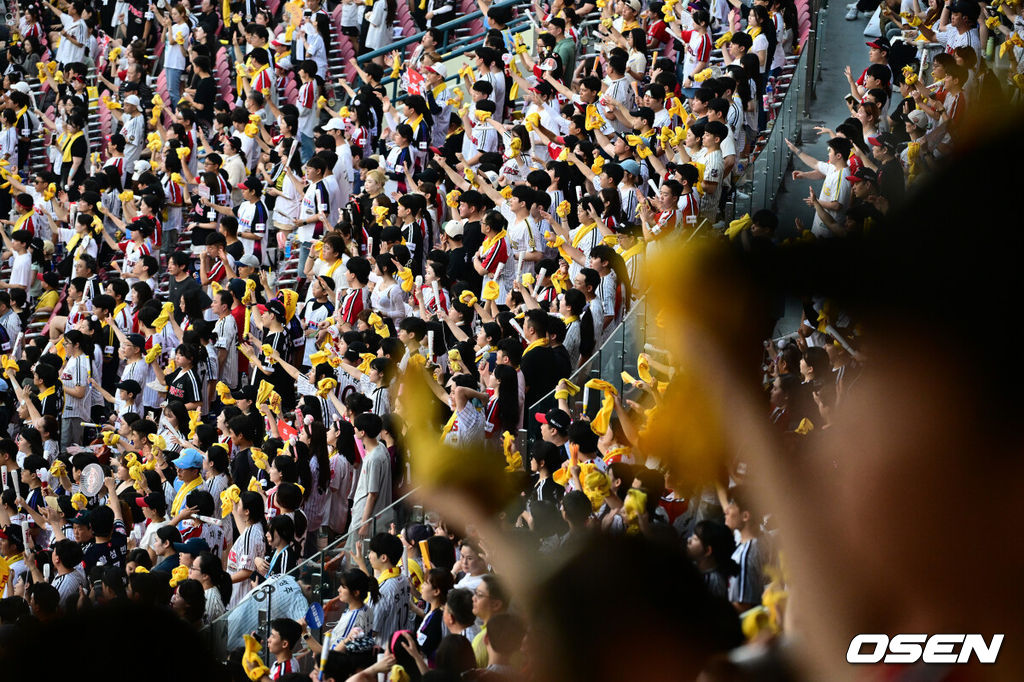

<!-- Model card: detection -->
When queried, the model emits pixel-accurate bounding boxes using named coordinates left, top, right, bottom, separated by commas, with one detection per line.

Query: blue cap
left=620, top=159, right=642, bottom=176
left=172, top=448, right=204, bottom=469
left=172, top=537, right=211, bottom=555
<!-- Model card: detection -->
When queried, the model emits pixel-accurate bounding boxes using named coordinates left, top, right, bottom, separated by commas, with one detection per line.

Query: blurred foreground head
left=644, top=125, right=1024, bottom=679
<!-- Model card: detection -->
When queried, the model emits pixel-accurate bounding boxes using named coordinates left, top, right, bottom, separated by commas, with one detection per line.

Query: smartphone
left=844, top=94, right=856, bottom=106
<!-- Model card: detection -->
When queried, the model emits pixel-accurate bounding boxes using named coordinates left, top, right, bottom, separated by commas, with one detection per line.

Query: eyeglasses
left=473, top=590, right=490, bottom=600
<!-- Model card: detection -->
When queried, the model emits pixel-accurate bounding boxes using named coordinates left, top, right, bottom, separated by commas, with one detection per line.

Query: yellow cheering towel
left=216, top=381, right=236, bottom=405
left=398, top=267, right=414, bottom=292
left=667, top=96, right=686, bottom=120
left=693, top=67, right=713, bottom=83
left=251, top=448, right=268, bottom=471
left=582, top=463, right=611, bottom=511
left=725, top=213, right=752, bottom=239
left=169, top=564, right=189, bottom=587
left=902, top=65, right=918, bottom=86
left=102, top=432, right=121, bottom=447
left=585, top=378, right=618, bottom=435
left=637, top=353, right=653, bottom=384
left=119, top=190, right=135, bottom=203
left=447, top=348, right=463, bottom=373
left=524, top=111, right=541, bottom=132
left=715, top=31, right=734, bottom=48
left=149, top=434, right=166, bottom=454
left=188, top=410, right=201, bottom=439
left=50, top=459, right=67, bottom=478
left=153, top=302, right=174, bottom=332
left=256, top=380, right=274, bottom=407
left=317, top=377, right=338, bottom=397
left=71, top=492, right=89, bottom=511
left=591, top=155, right=605, bottom=175
left=459, top=290, right=478, bottom=307
left=502, top=431, right=522, bottom=472
left=220, top=485, right=241, bottom=517
left=554, top=379, right=580, bottom=400
left=500, top=185, right=513, bottom=199
left=357, top=353, right=376, bottom=374
left=794, top=417, right=814, bottom=435
left=261, top=343, right=276, bottom=364
left=368, top=312, right=390, bottom=338
left=310, top=350, right=331, bottom=367
left=556, top=200, right=571, bottom=218
left=482, top=280, right=500, bottom=301
left=242, top=634, right=271, bottom=681
left=622, top=488, right=647, bottom=534
left=145, top=344, right=161, bottom=364
left=550, top=270, right=569, bottom=293
left=248, top=476, right=263, bottom=492
left=445, top=189, right=462, bottom=208
left=373, top=205, right=390, bottom=225
left=521, top=272, right=535, bottom=287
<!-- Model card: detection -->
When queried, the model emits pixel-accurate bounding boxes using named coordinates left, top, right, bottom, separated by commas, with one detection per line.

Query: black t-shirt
left=520, top=345, right=561, bottom=410
left=878, top=157, right=905, bottom=206
left=226, top=240, right=245, bottom=262
left=168, top=367, right=201, bottom=404
left=446, top=245, right=474, bottom=286
left=83, top=521, right=129, bottom=572
left=192, top=75, right=217, bottom=124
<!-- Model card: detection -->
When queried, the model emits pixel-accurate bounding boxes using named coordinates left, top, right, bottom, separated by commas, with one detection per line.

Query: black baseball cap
left=865, top=38, right=890, bottom=52
left=535, top=408, right=570, bottom=431
left=117, top=379, right=142, bottom=395
left=847, top=167, right=879, bottom=184
left=231, top=384, right=257, bottom=401
left=868, top=133, right=899, bottom=152
left=125, top=333, right=147, bottom=349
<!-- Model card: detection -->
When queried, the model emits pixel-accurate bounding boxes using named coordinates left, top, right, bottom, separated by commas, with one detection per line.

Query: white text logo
left=846, top=634, right=1004, bottom=664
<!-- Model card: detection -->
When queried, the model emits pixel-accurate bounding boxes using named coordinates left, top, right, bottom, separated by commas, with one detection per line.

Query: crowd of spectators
left=0, top=0, right=1019, bottom=678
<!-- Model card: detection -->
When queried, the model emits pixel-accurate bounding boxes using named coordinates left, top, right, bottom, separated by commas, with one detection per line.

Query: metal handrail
left=354, top=0, right=533, bottom=100
left=518, top=296, right=650, bottom=452
left=204, top=487, right=420, bottom=641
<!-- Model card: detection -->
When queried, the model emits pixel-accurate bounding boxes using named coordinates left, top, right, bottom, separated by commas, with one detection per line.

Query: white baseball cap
left=323, top=118, right=345, bottom=131
left=443, top=219, right=466, bottom=238
left=426, top=62, right=447, bottom=79
left=124, top=94, right=142, bottom=109
left=132, top=160, right=151, bottom=181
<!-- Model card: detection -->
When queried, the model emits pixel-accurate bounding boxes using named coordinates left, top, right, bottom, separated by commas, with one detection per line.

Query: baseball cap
left=403, top=523, right=433, bottom=545
left=323, top=118, right=345, bottom=131
left=948, top=0, right=980, bottom=20
left=116, top=379, right=142, bottom=395
left=255, top=300, right=287, bottom=319
left=0, top=525, right=24, bottom=548
left=908, top=109, right=929, bottom=130
left=239, top=254, right=261, bottom=269
left=865, top=38, right=890, bottom=52
left=69, top=510, right=91, bottom=526
left=535, top=408, right=570, bottom=431
left=238, top=176, right=263, bottom=193
left=625, top=0, right=641, bottom=11
left=227, top=278, right=247, bottom=300
left=620, top=159, right=642, bottom=176
left=443, top=219, right=466, bottom=238
left=172, top=448, right=205, bottom=470
left=425, top=63, right=447, bottom=79
left=172, top=537, right=211, bottom=555
left=868, top=133, right=898, bottom=151
left=125, top=332, right=147, bottom=349
left=124, top=94, right=142, bottom=108
left=136, top=492, right=167, bottom=513
left=131, top=160, right=151, bottom=181
left=847, top=167, right=879, bottom=184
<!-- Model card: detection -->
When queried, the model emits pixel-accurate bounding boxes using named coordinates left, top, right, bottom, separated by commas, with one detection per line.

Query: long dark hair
left=196, top=551, right=232, bottom=605
left=340, top=567, right=381, bottom=605
left=305, top=421, right=331, bottom=494
left=492, top=364, right=520, bottom=435
left=589, top=244, right=633, bottom=310
left=693, top=520, right=740, bottom=578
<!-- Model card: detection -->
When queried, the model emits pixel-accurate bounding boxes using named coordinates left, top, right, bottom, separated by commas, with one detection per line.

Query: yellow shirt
left=36, top=290, right=59, bottom=312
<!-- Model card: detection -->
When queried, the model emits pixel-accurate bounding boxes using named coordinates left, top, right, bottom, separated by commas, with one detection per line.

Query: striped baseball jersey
left=373, top=571, right=411, bottom=649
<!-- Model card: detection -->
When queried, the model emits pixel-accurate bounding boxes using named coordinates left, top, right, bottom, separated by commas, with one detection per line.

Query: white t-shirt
left=57, top=15, right=87, bottom=65
left=811, top=161, right=852, bottom=237
left=165, top=23, right=190, bottom=70
left=61, top=353, right=91, bottom=420
left=9, top=251, right=33, bottom=290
